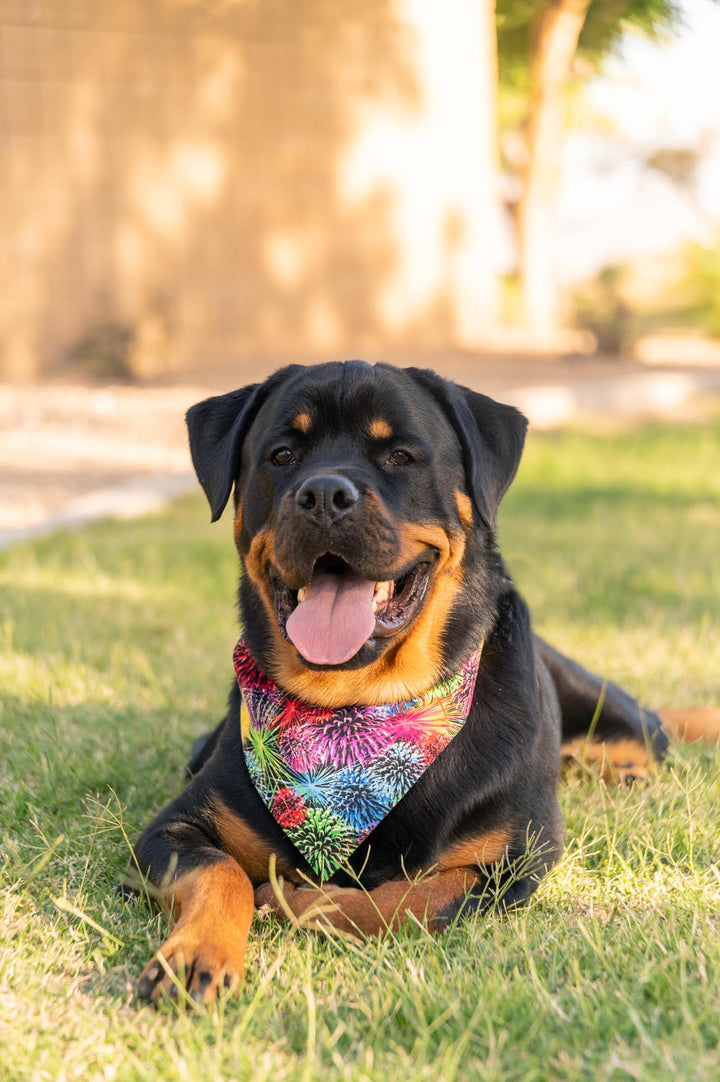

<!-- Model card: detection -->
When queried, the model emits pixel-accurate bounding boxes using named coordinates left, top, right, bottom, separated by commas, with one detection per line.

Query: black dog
left=132, top=361, right=668, bottom=1004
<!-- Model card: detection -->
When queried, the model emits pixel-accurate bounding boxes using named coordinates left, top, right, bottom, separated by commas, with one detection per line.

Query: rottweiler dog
left=132, top=360, right=671, bottom=1004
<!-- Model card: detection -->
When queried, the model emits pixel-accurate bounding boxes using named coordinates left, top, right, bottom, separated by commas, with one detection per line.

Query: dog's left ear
left=407, top=368, right=528, bottom=529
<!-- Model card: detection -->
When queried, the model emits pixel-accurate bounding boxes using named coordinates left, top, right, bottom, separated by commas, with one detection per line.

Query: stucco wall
left=0, top=1, right=502, bottom=379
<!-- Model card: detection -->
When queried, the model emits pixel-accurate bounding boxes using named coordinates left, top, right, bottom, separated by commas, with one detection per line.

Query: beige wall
left=0, top=0, right=502, bottom=379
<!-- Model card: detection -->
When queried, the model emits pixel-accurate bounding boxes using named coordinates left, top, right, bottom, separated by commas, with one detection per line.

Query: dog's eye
left=271, top=447, right=295, bottom=466
left=386, top=449, right=413, bottom=467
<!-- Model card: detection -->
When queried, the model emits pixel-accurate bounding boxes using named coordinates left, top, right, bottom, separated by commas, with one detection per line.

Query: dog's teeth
left=297, top=587, right=307, bottom=603
left=372, top=580, right=392, bottom=613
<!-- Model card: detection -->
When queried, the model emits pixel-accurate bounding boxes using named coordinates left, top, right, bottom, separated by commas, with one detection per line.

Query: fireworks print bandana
left=233, top=638, right=482, bottom=881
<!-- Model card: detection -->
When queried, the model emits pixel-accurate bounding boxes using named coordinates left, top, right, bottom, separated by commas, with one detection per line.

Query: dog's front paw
left=136, top=926, right=245, bottom=1006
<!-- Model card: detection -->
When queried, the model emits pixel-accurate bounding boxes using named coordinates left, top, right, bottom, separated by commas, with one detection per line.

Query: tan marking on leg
left=658, top=708, right=720, bottom=744
left=255, top=867, right=481, bottom=937
left=436, top=828, right=511, bottom=870
left=369, top=418, right=392, bottom=440
left=211, top=797, right=299, bottom=884
left=561, top=737, right=652, bottom=782
left=455, top=490, right=474, bottom=529
left=292, top=411, right=312, bottom=433
left=137, top=859, right=254, bottom=1004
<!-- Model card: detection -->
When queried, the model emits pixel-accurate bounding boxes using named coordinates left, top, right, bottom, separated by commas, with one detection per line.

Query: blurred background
left=2, top=0, right=720, bottom=383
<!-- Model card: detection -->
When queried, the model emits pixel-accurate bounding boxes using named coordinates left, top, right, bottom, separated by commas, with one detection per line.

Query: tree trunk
left=447, top=0, right=503, bottom=343
left=518, top=0, right=591, bottom=339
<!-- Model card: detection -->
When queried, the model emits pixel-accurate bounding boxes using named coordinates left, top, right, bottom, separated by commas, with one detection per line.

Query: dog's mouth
left=271, top=553, right=434, bottom=666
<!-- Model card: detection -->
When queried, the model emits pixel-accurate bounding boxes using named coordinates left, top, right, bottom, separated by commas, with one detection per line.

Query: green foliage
left=572, top=236, right=720, bottom=346
left=1, top=417, right=719, bottom=1079
left=496, top=0, right=684, bottom=131
left=496, top=0, right=537, bottom=129
left=570, top=264, right=637, bottom=351
left=673, top=240, right=720, bottom=338
left=579, top=0, right=683, bottom=62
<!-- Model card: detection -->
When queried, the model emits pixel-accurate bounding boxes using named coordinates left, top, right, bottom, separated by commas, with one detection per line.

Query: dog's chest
left=234, top=638, right=481, bottom=881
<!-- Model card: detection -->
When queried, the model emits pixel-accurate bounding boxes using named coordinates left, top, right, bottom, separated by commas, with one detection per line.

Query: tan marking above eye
left=369, top=418, right=393, bottom=440
left=292, top=412, right=312, bottom=433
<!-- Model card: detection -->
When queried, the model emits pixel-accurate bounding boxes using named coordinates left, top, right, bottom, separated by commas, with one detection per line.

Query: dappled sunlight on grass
left=5, top=566, right=166, bottom=603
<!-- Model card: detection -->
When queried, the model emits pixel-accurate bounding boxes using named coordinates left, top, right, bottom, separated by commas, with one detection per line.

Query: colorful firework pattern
left=233, top=638, right=482, bottom=880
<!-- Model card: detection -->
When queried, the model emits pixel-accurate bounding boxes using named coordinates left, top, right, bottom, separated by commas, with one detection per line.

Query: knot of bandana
left=233, top=639, right=481, bottom=881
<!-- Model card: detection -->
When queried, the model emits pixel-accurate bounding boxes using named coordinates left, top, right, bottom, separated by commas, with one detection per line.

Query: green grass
left=1, top=416, right=719, bottom=1081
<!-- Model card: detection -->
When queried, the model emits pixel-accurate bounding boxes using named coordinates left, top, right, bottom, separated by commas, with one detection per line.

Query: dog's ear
left=407, top=368, right=528, bottom=529
left=185, top=384, right=264, bottom=521
left=186, top=365, right=304, bottom=521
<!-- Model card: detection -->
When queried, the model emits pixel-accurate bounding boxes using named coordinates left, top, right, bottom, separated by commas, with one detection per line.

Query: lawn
left=1, top=414, right=719, bottom=1081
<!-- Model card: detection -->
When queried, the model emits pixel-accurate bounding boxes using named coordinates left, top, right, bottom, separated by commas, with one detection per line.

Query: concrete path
left=2, top=356, right=719, bottom=549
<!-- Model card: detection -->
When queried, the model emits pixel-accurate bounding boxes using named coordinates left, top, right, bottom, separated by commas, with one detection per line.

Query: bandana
left=233, top=638, right=482, bottom=881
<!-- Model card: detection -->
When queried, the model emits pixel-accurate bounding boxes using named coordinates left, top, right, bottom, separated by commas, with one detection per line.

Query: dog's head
left=187, top=361, right=527, bottom=706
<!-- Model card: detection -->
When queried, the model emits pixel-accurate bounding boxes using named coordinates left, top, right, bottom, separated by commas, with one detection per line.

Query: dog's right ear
left=185, top=385, right=262, bottom=522
left=186, top=365, right=304, bottom=521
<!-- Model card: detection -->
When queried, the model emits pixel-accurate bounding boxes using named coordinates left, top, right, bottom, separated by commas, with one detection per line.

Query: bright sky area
left=557, top=0, right=720, bottom=281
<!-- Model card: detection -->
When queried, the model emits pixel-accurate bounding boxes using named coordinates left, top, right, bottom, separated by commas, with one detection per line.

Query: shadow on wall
left=1, top=1, right=501, bottom=379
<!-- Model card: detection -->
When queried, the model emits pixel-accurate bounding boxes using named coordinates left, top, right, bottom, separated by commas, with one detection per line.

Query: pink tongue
left=285, top=571, right=376, bottom=665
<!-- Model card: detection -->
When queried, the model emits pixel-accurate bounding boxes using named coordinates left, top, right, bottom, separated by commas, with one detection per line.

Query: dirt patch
left=0, top=384, right=202, bottom=538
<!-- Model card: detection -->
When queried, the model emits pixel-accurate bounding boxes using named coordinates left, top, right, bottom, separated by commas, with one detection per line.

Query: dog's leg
left=656, top=707, right=720, bottom=744
left=254, top=870, right=488, bottom=936
left=255, top=837, right=548, bottom=938
left=534, top=636, right=669, bottom=780
left=129, top=768, right=288, bottom=1005
left=132, top=818, right=255, bottom=1004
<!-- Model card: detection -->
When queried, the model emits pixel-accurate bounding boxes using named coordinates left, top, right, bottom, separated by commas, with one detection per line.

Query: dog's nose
left=294, top=474, right=360, bottom=526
